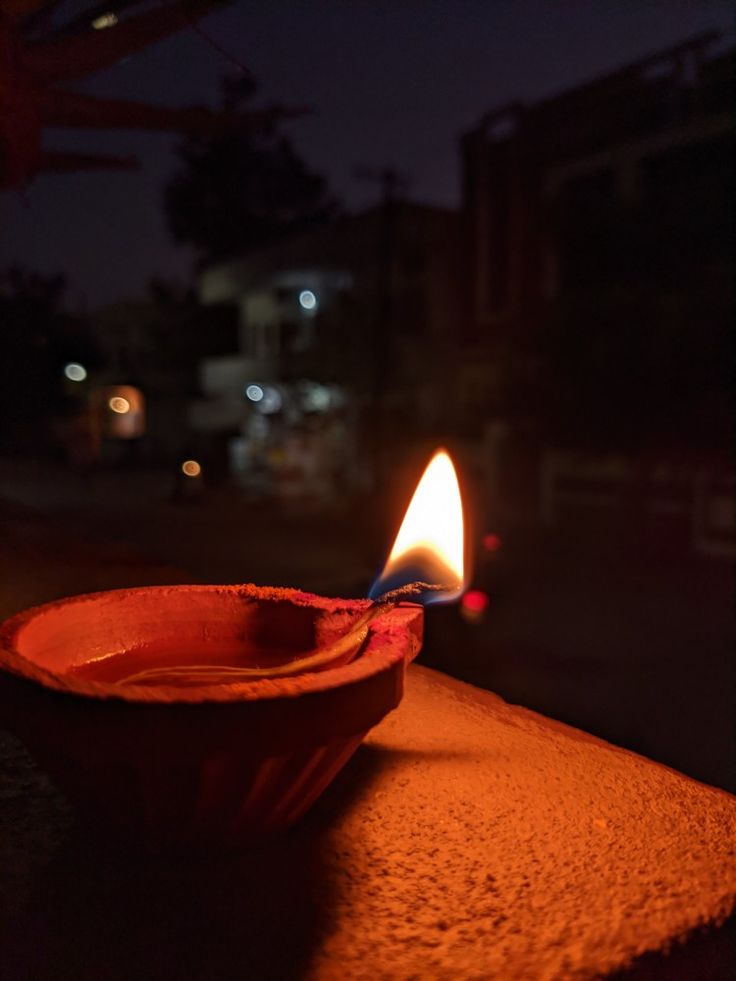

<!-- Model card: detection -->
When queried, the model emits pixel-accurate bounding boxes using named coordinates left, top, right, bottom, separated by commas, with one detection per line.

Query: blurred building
left=460, top=31, right=734, bottom=553
left=91, top=293, right=237, bottom=464
left=460, top=30, right=733, bottom=446
left=192, top=203, right=460, bottom=496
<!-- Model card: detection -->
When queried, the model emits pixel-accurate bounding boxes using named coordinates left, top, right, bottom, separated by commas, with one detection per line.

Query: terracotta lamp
left=0, top=450, right=465, bottom=847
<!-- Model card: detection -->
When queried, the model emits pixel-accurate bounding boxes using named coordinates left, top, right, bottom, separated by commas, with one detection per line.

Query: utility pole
left=354, top=166, right=411, bottom=484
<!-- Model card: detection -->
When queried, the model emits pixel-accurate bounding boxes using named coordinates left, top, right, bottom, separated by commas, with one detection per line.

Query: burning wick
left=370, top=581, right=453, bottom=605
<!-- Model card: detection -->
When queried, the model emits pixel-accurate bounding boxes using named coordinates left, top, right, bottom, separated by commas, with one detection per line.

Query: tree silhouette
left=164, top=74, right=339, bottom=265
left=0, top=268, right=98, bottom=450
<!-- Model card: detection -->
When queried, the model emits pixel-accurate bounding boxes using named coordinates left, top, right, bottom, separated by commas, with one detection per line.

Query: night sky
left=1, top=0, right=732, bottom=309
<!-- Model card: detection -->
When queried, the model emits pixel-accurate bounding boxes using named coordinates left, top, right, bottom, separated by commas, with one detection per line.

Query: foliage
left=164, top=74, right=339, bottom=265
left=0, top=267, right=98, bottom=450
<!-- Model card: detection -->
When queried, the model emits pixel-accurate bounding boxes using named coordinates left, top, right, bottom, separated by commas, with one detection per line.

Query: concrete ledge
left=1, top=664, right=733, bottom=980
left=307, top=664, right=736, bottom=979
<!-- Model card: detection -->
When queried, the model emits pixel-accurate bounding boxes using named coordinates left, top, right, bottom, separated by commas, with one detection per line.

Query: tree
left=164, top=74, right=339, bottom=265
left=0, top=267, right=99, bottom=451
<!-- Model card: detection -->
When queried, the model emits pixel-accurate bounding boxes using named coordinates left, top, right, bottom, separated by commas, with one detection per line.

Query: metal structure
left=0, top=0, right=304, bottom=187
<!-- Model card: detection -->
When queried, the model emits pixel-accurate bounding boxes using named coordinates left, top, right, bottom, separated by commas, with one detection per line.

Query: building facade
left=460, top=30, right=733, bottom=449
left=192, top=203, right=461, bottom=495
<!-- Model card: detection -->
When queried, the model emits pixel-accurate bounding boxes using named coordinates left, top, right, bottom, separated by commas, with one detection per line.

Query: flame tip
left=371, top=446, right=464, bottom=605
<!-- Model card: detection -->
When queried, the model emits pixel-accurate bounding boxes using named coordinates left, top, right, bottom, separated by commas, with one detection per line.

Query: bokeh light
left=482, top=533, right=502, bottom=553
left=108, top=396, right=131, bottom=414
left=257, top=386, right=282, bottom=414
left=460, top=589, right=490, bottom=624
left=181, top=460, right=202, bottom=478
left=64, top=362, right=87, bottom=382
left=91, top=12, right=118, bottom=30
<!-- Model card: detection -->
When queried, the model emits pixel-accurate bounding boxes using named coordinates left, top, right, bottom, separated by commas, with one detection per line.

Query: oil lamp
left=0, top=448, right=465, bottom=846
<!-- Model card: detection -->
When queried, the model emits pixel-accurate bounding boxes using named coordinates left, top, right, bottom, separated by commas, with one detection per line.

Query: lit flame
left=369, top=449, right=465, bottom=604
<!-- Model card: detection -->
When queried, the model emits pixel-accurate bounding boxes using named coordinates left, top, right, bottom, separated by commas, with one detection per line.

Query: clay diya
left=0, top=585, right=425, bottom=844
left=0, top=450, right=464, bottom=847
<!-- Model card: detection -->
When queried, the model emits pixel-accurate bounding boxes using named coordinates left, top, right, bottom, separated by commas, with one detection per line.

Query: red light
left=460, top=589, right=490, bottom=624
left=462, top=590, right=489, bottom=613
left=482, top=533, right=501, bottom=553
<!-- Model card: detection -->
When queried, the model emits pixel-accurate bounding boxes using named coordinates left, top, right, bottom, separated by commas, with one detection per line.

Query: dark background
left=1, top=0, right=733, bottom=304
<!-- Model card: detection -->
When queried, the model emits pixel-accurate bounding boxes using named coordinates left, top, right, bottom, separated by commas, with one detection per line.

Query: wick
left=370, top=581, right=454, bottom=605
left=116, top=582, right=447, bottom=688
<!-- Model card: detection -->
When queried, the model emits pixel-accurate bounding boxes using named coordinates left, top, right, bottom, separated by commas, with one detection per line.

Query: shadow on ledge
left=607, top=915, right=735, bottom=981
left=0, top=742, right=392, bottom=981
left=1, top=736, right=732, bottom=981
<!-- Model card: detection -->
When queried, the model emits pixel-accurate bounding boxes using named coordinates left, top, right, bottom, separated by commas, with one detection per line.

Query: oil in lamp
left=0, top=448, right=465, bottom=846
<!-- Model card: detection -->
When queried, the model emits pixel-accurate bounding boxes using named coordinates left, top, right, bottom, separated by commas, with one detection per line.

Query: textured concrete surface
left=1, top=665, right=733, bottom=981
left=307, top=665, right=736, bottom=979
